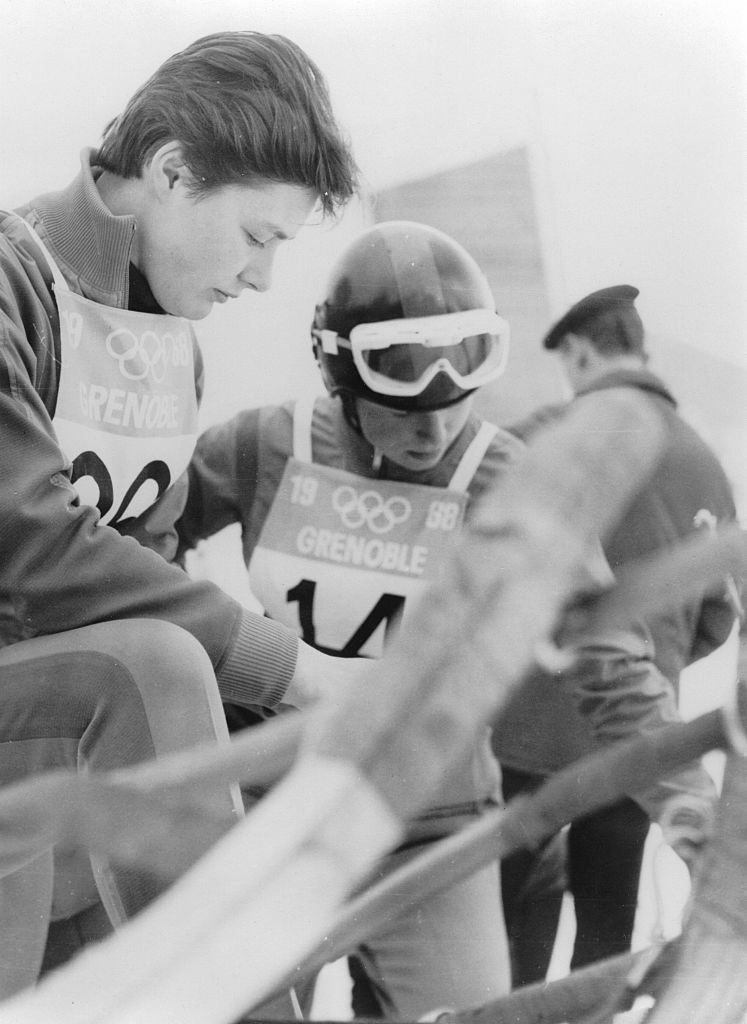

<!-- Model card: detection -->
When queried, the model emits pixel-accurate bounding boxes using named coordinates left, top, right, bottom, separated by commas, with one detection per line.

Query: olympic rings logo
left=106, top=328, right=191, bottom=383
left=332, top=485, right=412, bottom=534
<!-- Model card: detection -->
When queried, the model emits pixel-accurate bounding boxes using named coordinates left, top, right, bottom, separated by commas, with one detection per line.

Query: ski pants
left=0, top=619, right=242, bottom=997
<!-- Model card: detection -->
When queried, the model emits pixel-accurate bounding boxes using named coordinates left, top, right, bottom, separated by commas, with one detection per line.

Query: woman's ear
left=144, top=141, right=191, bottom=196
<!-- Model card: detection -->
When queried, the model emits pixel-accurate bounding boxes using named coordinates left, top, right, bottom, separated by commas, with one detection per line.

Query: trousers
left=227, top=704, right=511, bottom=1020
left=500, top=765, right=650, bottom=984
left=0, top=619, right=242, bottom=997
left=350, top=843, right=509, bottom=1020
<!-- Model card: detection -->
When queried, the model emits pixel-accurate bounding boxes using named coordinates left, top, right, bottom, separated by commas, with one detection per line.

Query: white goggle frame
left=318, top=309, right=510, bottom=397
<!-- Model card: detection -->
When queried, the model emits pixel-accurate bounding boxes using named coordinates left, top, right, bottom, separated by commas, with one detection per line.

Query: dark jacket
left=513, top=368, right=738, bottom=686
left=0, top=151, right=298, bottom=707
left=492, top=367, right=738, bottom=789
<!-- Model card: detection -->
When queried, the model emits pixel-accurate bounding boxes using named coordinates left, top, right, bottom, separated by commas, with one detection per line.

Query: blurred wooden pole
left=646, top=751, right=747, bottom=1024
left=0, top=391, right=674, bottom=1023
left=277, top=705, right=733, bottom=991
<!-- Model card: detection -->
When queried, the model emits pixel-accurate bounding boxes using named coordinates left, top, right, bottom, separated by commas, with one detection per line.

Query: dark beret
left=543, top=285, right=640, bottom=350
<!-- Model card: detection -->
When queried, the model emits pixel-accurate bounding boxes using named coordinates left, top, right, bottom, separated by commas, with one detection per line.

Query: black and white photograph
left=0, top=1, right=745, bottom=1021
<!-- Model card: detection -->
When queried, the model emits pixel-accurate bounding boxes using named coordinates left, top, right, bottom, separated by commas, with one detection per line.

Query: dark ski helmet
left=311, top=221, right=509, bottom=411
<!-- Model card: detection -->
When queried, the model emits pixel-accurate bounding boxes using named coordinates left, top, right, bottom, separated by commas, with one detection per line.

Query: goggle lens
left=362, top=332, right=495, bottom=383
left=349, top=310, right=509, bottom=397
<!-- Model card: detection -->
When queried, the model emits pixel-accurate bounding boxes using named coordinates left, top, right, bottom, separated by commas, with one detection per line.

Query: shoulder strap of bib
left=448, top=421, right=500, bottom=492
left=292, top=395, right=317, bottom=463
left=13, top=215, right=70, bottom=294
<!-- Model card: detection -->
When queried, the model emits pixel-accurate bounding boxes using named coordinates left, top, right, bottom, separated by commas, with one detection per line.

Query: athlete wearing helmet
left=177, top=225, right=718, bottom=1012
left=178, top=221, right=520, bottom=1019
left=311, top=220, right=508, bottom=414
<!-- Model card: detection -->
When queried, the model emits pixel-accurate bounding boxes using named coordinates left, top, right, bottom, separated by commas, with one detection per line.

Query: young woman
left=0, top=30, right=358, bottom=994
left=178, top=221, right=521, bottom=1019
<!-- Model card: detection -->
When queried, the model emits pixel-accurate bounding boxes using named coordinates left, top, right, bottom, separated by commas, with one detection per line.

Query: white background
left=4, top=0, right=744, bottom=506
left=2, top=0, right=744, bottom=390
left=1, top=1, right=744, bottom=1010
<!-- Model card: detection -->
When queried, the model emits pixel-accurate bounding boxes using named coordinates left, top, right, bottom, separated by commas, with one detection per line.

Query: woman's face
left=129, top=143, right=317, bottom=319
left=355, top=395, right=473, bottom=472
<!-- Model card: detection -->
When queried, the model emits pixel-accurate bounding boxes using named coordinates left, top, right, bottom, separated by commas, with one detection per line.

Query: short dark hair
left=94, top=31, right=358, bottom=215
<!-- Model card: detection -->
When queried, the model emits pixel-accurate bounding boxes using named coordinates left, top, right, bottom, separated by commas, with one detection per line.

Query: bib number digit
left=70, top=453, right=172, bottom=526
left=286, top=579, right=318, bottom=646
left=286, top=578, right=405, bottom=656
left=289, top=474, right=318, bottom=507
left=109, top=460, right=172, bottom=527
left=425, top=499, right=460, bottom=531
left=70, top=451, right=114, bottom=519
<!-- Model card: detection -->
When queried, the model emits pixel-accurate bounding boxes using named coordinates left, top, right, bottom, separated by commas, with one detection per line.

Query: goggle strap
left=318, top=329, right=340, bottom=355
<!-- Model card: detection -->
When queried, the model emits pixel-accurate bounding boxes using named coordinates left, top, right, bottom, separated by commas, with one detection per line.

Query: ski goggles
left=318, top=309, right=510, bottom=397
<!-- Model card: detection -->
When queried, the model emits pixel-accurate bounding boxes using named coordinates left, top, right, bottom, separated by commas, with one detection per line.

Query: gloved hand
left=658, top=792, right=716, bottom=872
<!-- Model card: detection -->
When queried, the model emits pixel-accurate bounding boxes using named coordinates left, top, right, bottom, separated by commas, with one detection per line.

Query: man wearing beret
left=494, top=285, right=739, bottom=983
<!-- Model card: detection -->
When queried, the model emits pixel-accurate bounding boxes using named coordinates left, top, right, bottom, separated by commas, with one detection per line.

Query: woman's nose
left=240, top=248, right=276, bottom=293
left=416, top=412, right=445, bottom=442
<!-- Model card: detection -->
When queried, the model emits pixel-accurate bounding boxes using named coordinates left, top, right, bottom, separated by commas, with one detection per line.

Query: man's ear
left=144, top=141, right=191, bottom=195
left=562, top=332, right=591, bottom=370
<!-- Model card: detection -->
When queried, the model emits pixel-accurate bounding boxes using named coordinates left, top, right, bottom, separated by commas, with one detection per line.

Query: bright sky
left=2, top=0, right=742, bottom=190
left=2, top=1, right=743, bottom=335
left=1, top=1, right=744, bottom=415
left=0, top=0, right=532, bottom=201
left=2, top=0, right=743, bottom=577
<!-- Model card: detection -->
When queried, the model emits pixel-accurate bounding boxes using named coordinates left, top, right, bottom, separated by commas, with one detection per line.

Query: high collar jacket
left=0, top=152, right=298, bottom=707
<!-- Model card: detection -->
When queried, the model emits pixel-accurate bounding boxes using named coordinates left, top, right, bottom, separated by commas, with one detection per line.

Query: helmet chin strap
left=338, top=392, right=384, bottom=474
left=339, top=391, right=362, bottom=432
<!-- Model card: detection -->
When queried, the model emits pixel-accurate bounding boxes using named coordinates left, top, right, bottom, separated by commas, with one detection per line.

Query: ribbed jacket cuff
left=217, top=610, right=298, bottom=709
